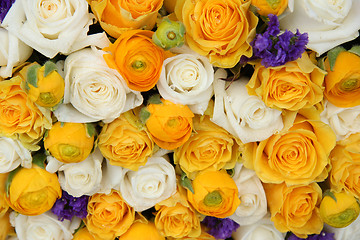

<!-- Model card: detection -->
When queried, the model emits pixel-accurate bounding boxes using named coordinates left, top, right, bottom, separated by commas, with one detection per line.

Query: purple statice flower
left=0, top=0, right=15, bottom=22
left=287, top=230, right=335, bottom=240
left=52, top=190, right=89, bottom=221
left=249, top=14, right=308, bottom=68
left=202, top=216, right=240, bottom=239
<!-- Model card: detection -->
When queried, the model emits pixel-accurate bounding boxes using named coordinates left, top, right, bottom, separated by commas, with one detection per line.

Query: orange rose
left=329, top=133, right=360, bottom=198
left=264, top=182, right=323, bottom=238
left=103, top=30, right=164, bottom=92
left=0, top=76, right=52, bottom=150
left=175, top=0, right=258, bottom=68
left=98, top=110, right=154, bottom=171
left=87, top=0, right=163, bottom=38
left=145, top=99, right=194, bottom=150
left=243, top=108, right=336, bottom=185
left=247, top=52, right=325, bottom=111
left=187, top=170, right=240, bottom=218
left=324, top=51, right=360, bottom=108
left=85, top=190, right=135, bottom=240
left=174, top=115, right=240, bottom=179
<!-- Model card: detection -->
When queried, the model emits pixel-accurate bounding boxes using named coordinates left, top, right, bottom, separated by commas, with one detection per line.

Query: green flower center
left=132, top=60, right=147, bottom=72
left=204, top=190, right=223, bottom=207
left=167, top=31, right=176, bottom=40
left=266, top=0, right=281, bottom=9
left=39, top=92, right=57, bottom=105
left=340, top=78, right=359, bottom=91
left=59, top=144, right=80, bottom=158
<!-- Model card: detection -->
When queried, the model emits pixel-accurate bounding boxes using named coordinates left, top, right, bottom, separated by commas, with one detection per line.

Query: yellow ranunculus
left=103, top=30, right=164, bottom=92
left=187, top=170, right=240, bottom=218
left=44, top=122, right=95, bottom=163
left=320, top=191, right=360, bottom=228
left=24, top=61, right=65, bottom=108
left=145, top=99, right=194, bottom=150
left=243, top=108, right=336, bottom=185
left=264, top=182, right=323, bottom=238
left=119, top=221, right=165, bottom=240
left=73, top=227, right=97, bottom=240
left=88, top=0, right=163, bottom=38
left=155, top=182, right=201, bottom=238
left=5, top=166, right=62, bottom=216
left=329, top=133, right=360, bottom=198
left=174, top=115, right=240, bottom=179
left=251, top=0, right=288, bottom=16
left=175, top=0, right=258, bottom=68
left=98, top=110, right=154, bottom=171
left=0, top=76, right=52, bottom=150
left=247, top=52, right=325, bottom=111
left=324, top=51, right=360, bottom=108
left=85, top=190, right=135, bottom=240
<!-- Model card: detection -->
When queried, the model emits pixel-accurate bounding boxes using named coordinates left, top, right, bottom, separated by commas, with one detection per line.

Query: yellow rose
left=251, top=0, right=288, bottom=16
left=103, top=30, right=164, bottom=92
left=243, top=108, right=336, bottom=185
left=5, top=166, right=62, bottom=216
left=329, top=133, right=360, bottom=198
left=145, top=99, right=194, bottom=150
left=88, top=0, right=163, bottom=38
left=247, top=52, right=325, bottom=111
left=24, top=61, right=65, bottom=108
left=0, top=76, right=52, bottom=150
left=174, top=0, right=258, bottom=68
left=73, top=227, right=97, bottom=240
left=0, top=174, right=9, bottom=217
left=187, top=170, right=240, bottom=218
left=320, top=191, right=360, bottom=228
left=264, top=182, right=323, bottom=238
left=44, top=122, right=95, bottom=163
left=98, top=110, right=154, bottom=171
left=174, top=115, right=240, bottom=179
left=155, top=183, right=201, bottom=238
left=85, top=190, right=135, bottom=240
left=0, top=212, right=13, bottom=240
left=119, top=221, right=165, bottom=240
left=324, top=51, right=360, bottom=108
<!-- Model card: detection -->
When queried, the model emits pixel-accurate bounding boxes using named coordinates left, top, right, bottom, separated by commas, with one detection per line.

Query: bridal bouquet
left=0, top=0, right=360, bottom=239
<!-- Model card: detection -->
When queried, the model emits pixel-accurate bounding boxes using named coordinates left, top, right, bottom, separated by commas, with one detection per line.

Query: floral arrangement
left=0, top=0, right=360, bottom=239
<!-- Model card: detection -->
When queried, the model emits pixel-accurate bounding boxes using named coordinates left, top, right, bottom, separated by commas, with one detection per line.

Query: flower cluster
left=0, top=0, right=360, bottom=240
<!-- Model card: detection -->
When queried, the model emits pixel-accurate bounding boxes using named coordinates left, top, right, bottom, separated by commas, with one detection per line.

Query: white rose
left=212, top=68, right=283, bottom=143
left=98, top=159, right=124, bottom=195
left=279, top=0, right=360, bottom=56
left=2, top=0, right=109, bottom=58
left=230, top=163, right=267, bottom=226
left=157, top=48, right=214, bottom=114
left=58, top=149, right=103, bottom=197
left=321, top=100, right=360, bottom=141
left=325, top=216, right=360, bottom=240
left=232, top=216, right=285, bottom=240
left=120, top=156, right=177, bottom=212
left=0, top=28, right=32, bottom=78
left=54, top=47, right=143, bottom=123
left=10, top=211, right=81, bottom=240
left=0, top=137, right=32, bottom=173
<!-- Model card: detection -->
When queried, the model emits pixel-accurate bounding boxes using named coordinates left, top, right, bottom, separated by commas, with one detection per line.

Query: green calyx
left=26, top=63, right=41, bottom=90
left=152, top=18, right=186, bottom=50
left=203, top=190, right=223, bottom=207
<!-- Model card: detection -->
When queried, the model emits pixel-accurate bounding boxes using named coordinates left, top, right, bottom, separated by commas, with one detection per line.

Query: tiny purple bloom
left=52, top=190, right=89, bottom=221
left=0, top=0, right=15, bottom=22
left=287, top=230, right=335, bottom=240
left=202, top=216, right=240, bottom=239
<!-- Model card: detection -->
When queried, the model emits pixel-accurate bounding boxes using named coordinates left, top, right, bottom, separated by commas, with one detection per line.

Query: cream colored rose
left=279, top=0, right=360, bottom=55
left=0, top=28, right=32, bottom=78
left=54, top=47, right=143, bottom=123
left=212, top=68, right=283, bottom=143
left=2, top=0, right=109, bottom=58
left=0, top=137, right=32, bottom=173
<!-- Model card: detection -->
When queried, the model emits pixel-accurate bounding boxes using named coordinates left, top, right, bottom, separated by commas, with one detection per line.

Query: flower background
left=0, top=0, right=360, bottom=240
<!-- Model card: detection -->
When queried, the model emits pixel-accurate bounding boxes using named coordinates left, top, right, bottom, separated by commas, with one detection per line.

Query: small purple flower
left=287, top=230, right=335, bottom=240
left=267, top=14, right=280, bottom=36
left=0, top=0, right=15, bottom=22
left=52, top=190, right=89, bottom=221
left=202, top=216, right=240, bottom=239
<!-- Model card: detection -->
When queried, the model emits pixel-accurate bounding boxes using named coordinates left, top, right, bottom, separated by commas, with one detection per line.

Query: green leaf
left=349, top=45, right=360, bottom=58
left=85, top=123, right=96, bottom=138
left=327, top=46, right=346, bottom=71
left=60, top=122, right=65, bottom=127
left=181, top=172, right=194, bottom=194
left=44, top=61, right=58, bottom=77
left=148, top=94, right=162, bottom=105
left=32, top=153, right=46, bottom=169
left=6, top=167, right=21, bottom=197
left=26, top=64, right=41, bottom=88
left=324, top=189, right=337, bottom=203
left=139, top=107, right=150, bottom=124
